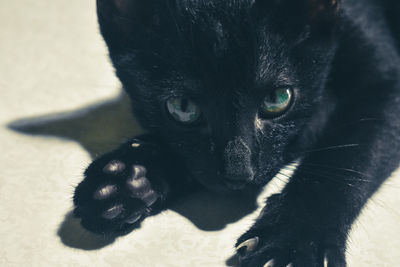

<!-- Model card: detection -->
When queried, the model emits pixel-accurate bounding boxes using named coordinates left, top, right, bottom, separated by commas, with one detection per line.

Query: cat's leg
left=73, top=134, right=194, bottom=235
left=236, top=120, right=400, bottom=266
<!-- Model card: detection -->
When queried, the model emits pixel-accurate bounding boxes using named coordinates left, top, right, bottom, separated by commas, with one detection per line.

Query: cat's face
left=98, top=0, right=340, bottom=191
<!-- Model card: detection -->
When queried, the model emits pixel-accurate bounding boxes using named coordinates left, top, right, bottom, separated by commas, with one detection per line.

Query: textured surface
left=0, top=1, right=400, bottom=266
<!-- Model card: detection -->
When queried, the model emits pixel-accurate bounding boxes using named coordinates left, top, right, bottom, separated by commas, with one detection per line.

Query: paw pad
left=126, top=165, right=158, bottom=206
left=76, top=151, right=163, bottom=236
left=103, top=160, right=126, bottom=174
left=126, top=166, right=150, bottom=193
left=131, top=139, right=141, bottom=148
left=93, top=184, right=117, bottom=200
left=74, top=138, right=167, bottom=235
left=96, top=163, right=159, bottom=222
left=131, top=142, right=141, bottom=148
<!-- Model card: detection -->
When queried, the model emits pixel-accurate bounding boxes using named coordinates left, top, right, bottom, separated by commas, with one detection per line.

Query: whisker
left=300, top=144, right=360, bottom=154
left=283, top=165, right=400, bottom=189
left=284, top=165, right=362, bottom=183
left=300, top=162, right=372, bottom=177
left=293, top=167, right=356, bottom=188
left=369, top=197, right=400, bottom=219
left=283, top=165, right=367, bottom=182
left=277, top=171, right=292, bottom=179
left=282, top=165, right=354, bottom=186
left=333, top=118, right=380, bottom=131
left=274, top=175, right=289, bottom=185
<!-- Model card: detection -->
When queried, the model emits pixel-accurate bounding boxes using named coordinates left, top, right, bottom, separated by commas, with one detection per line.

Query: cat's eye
left=166, top=97, right=201, bottom=124
left=259, top=88, right=293, bottom=118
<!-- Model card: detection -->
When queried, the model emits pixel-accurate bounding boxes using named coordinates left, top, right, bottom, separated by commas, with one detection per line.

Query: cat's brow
left=254, top=70, right=296, bottom=91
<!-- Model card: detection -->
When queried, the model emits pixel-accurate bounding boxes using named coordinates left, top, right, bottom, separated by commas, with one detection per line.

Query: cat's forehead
left=176, top=0, right=256, bottom=34
left=174, top=1, right=291, bottom=56
left=171, top=1, right=293, bottom=90
left=177, top=0, right=255, bottom=11
left=173, top=0, right=258, bottom=65
left=119, top=0, right=298, bottom=93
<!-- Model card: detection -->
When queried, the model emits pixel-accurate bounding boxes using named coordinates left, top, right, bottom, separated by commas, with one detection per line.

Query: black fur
left=73, top=0, right=400, bottom=266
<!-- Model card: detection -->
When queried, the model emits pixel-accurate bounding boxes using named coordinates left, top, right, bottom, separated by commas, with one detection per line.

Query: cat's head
left=97, top=0, right=341, bottom=191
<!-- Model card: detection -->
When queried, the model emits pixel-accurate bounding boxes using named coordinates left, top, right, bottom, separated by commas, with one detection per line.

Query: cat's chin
left=222, top=179, right=249, bottom=190
left=192, top=175, right=253, bottom=193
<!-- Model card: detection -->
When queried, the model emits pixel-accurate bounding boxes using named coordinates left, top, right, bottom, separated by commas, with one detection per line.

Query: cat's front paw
left=73, top=139, right=169, bottom=235
left=235, top=195, right=347, bottom=267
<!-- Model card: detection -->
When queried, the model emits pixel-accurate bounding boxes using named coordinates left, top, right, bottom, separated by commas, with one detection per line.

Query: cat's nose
left=223, top=137, right=254, bottom=182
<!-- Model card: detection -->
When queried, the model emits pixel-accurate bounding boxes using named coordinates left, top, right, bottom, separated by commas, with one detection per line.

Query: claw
left=125, top=211, right=142, bottom=224
left=102, top=204, right=123, bottom=220
left=141, top=190, right=158, bottom=206
left=286, top=263, right=293, bottom=267
left=237, top=237, right=259, bottom=254
left=324, top=254, right=328, bottom=267
left=264, top=259, right=275, bottom=267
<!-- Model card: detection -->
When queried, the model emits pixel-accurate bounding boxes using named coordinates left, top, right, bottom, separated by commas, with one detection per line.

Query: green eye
left=260, top=88, right=293, bottom=118
left=166, top=97, right=201, bottom=124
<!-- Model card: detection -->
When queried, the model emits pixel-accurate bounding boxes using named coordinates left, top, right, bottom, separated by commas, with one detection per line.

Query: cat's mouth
left=222, top=178, right=249, bottom=190
left=189, top=166, right=256, bottom=191
left=191, top=171, right=253, bottom=191
left=222, top=171, right=255, bottom=190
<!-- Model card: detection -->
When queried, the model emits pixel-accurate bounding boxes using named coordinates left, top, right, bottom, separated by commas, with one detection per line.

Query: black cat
left=73, top=0, right=400, bottom=266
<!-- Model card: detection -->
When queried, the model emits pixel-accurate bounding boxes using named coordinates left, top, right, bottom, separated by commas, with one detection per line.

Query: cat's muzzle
left=223, top=137, right=254, bottom=189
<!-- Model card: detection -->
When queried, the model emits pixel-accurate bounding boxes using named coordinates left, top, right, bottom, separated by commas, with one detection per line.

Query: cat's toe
left=236, top=233, right=346, bottom=267
left=103, top=160, right=126, bottom=174
left=74, top=158, right=162, bottom=235
left=93, top=184, right=118, bottom=200
left=126, top=165, right=158, bottom=206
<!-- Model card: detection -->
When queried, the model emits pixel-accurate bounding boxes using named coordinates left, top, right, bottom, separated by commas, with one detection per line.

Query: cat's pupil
left=269, top=91, right=277, bottom=103
left=166, top=97, right=201, bottom=125
left=180, top=99, right=189, bottom=112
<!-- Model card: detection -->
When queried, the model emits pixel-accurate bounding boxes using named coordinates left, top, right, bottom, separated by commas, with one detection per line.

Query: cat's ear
left=97, top=0, right=162, bottom=49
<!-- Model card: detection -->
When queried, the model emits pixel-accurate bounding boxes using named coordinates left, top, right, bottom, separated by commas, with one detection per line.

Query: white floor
left=1, top=1, right=399, bottom=266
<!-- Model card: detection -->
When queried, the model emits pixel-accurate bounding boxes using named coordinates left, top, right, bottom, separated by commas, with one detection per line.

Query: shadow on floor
left=8, top=91, right=258, bottom=254
left=8, top=92, right=143, bottom=158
